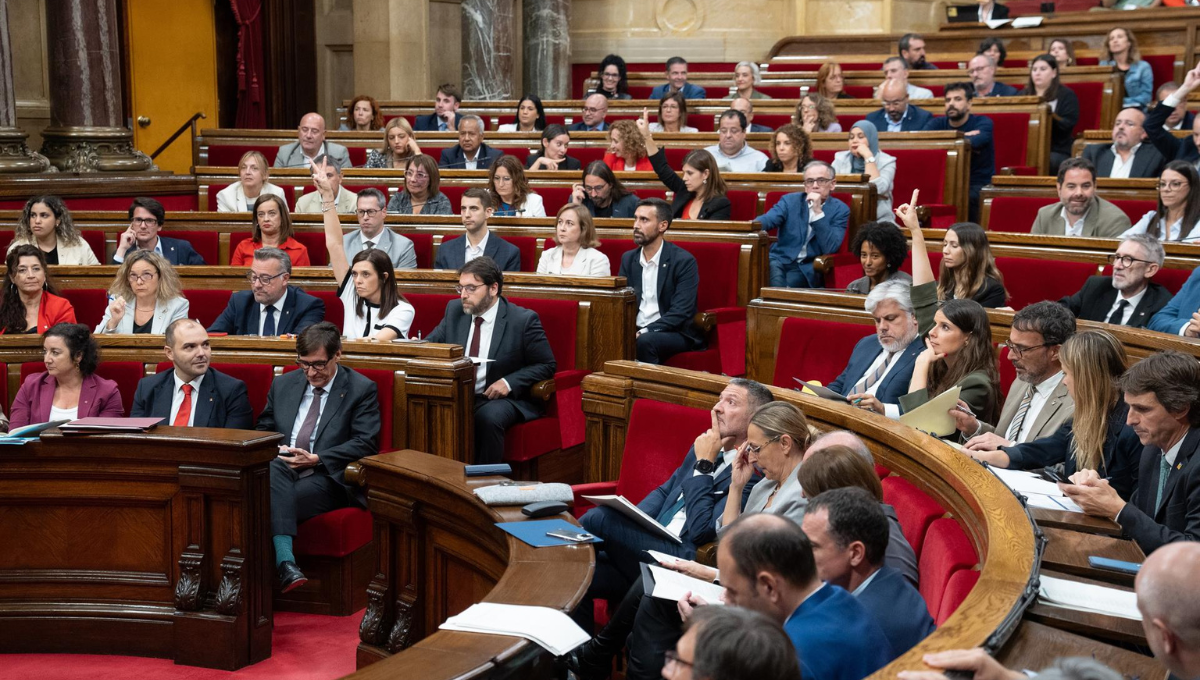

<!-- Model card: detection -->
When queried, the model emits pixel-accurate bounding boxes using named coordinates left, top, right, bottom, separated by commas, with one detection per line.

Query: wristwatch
left=864, top=156, right=877, bottom=164
left=694, top=458, right=716, bottom=475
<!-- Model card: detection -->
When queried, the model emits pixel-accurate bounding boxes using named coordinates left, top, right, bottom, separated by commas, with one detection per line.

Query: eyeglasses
left=132, top=217, right=159, bottom=227
left=1107, top=253, right=1155, bottom=268
left=800, top=103, right=817, bottom=111
left=404, top=170, right=430, bottom=180
left=1003, top=340, right=1052, bottom=358
left=583, top=107, right=606, bottom=114
left=455, top=284, right=484, bottom=294
left=1158, top=180, right=1188, bottom=191
left=583, top=184, right=609, bottom=194
left=745, top=435, right=782, bottom=455
left=601, top=72, right=620, bottom=80
left=246, top=271, right=286, bottom=286
left=803, top=178, right=834, bottom=187
left=356, top=209, right=382, bottom=217
left=127, top=271, right=157, bottom=283
left=295, top=358, right=331, bottom=372
left=663, top=651, right=693, bottom=669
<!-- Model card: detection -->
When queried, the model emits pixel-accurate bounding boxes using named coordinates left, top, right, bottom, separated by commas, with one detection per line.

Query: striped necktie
left=852, top=351, right=895, bottom=394
left=1005, top=385, right=1036, bottom=442
left=1155, top=454, right=1173, bottom=513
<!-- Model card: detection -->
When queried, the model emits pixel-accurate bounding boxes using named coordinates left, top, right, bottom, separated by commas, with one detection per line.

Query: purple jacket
left=10, top=372, right=125, bottom=429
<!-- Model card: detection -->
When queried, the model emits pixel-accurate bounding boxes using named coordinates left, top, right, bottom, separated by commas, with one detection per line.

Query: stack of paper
left=898, top=386, right=961, bottom=437
left=989, top=468, right=1084, bottom=513
left=647, top=564, right=726, bottom=605
left=0, top=419, right=71, bottom=444
left=1039, top=576, right=1142, bottom=621
left=581, top=495, right=681, bottom=543
left=439, top=603, right=589, bottom=655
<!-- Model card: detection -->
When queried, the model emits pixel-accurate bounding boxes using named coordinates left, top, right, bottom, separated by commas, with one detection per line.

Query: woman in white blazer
left=96, top=250, right=190, bottom=334
left=216, top=150, right=287, bottom=212
left=537, top=204, right=612, bottom=276
left=8, top=195, right=101, bottom=266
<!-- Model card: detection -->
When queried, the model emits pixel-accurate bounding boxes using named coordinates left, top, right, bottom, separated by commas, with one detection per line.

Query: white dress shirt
left=170, top=371, right=205, bottom=427
left=855, top=346, right=905, bottom=419
left=1013, top=371, right=1065, bottom=443
left=1109, top=144, right=1141, bottom=179
left=465, top=231, right=490, bottom=264
left=289, top=368, right=337, bottom=451
left=636, top=245, right=663, bottom=328
left=702, top=143, right=768, bottom=173
left=1104, top=285, right=1148, bottom=326
left=664, top=448, right=736, bottom=536
left=258, top=288, right=290, bottom=336
left=1124, top=210, right=1200, bottom=242
left=1060, top=205, right=1090, bottom=237
left=465, top=299, right=504, bottom=394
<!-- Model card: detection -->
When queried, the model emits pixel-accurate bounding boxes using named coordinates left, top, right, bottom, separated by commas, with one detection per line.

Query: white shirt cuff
left=1180, top=320, right=1191, bottom=336
left=501, top=378, right=511, bottom=392
left=1165, top=92, right=1185, bottom=108
left=883, top=403, right=900, bottom=419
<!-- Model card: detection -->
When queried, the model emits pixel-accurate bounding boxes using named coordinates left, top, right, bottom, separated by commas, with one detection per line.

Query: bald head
left=731, top=96, right=754, bottom=121
left=805, top=430, right=873, bottom=464
left=582, top=93, right=609, bottom=128
left=1136, top=542, right=1200, bottom=677
left=880, top=78, right=906, bottom=101
left=298, top=112, right=327, bottom=155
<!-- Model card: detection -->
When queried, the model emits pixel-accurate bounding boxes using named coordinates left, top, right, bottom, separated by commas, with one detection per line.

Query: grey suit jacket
left=1030, top=196, right=1131, bottom=238
left=344, top=227, right=418, bottom=270
left=977, top=375, right=1074, bottom=442
left=273, top=141, right=351, bottom=170
left=717, top=462, right=805, bottom=536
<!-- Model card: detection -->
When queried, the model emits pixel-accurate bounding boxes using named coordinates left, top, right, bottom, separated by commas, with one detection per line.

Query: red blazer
left=230, top=237, right=311, bottom=267
left=602, top=152, right=653, bottom=172
left=9, top=372, right=125, bottom=429
left=38, top=291, right=77, bottom=333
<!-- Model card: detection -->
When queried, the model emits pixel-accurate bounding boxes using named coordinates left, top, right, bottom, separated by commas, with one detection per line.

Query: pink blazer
left=9, top=372, right=125, bottom=429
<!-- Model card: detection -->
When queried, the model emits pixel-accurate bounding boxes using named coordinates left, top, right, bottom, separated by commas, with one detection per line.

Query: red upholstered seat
left=627, top=86, right=655, bottom=99
left=938, top=569, right=980, bottom=626
left=995, top=256, right=1098, bottom=309
left=771, top=317, right=874, bottom=388
left=58, top=289, right=108, bottom=330
left=572, top=399, right=711, bottom=518
left=441, top=185, right=465, bottom=212
left=1102, top=264, right=1192, bottom=294
left=503, top=235, right=541, bottom=272
left=406, top=293, right=457, bottom=339
left=875, top=464, right=890, bottom=479
left=687, top=114, right=714, bottom=132
left=898, top=251, right=943, bottom=277
left=983, top=112, right=1035, bottom=173
left=754, top=86, right=800, bottom=100
left=294, top=507, right=372, bottom=558
left=1109, top=199, right=1158, bottom=224
left=726, top=190, right=759, bottom=221
left=538, top=186, right=574, bottom=214
left=880, top=476, right=945, bottom=559
left=842, top=85, right=875, bottom=99
left=164, top=231, right=219, bottom=265
left=280, top=365, right=393, bottom=452
left=572, top=147, right=605, bottom=168
left=183, top=289, right=232, bottom=328
left=1064, top=82, right=1101, bottom=132
left=21, top=360, right=144, bottom=416
left=228, top=232, right=328, bottom=266
left=1142, top=54, right=1175, bottom=91
left=309, top=290, right=344, bottom=330
left=544, top=114, right=567, bottom=126
left=347, top=147, right=367, bottom=167
left=596, top=239, right=630, bottom=276
left=405, top=232, right=435, bottom=269
left=664, top=147, right=691, bottom=171
left=79, top=230, right=106, bottom=263
left=208, top=143, right=279, bottom=167
left=751, top=114, right=793, bottom=131
left=987, top=196, right=1055, bottom=233
left=998, top=346, right=1016, bottom=395
left=665, top=241, right=745, bottom=376
left=919, top=518, right=979, bottom=620
left=889, top=149, right=947, bottom=205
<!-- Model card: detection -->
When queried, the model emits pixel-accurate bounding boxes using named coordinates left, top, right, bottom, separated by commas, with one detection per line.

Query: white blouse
left=337, top=274, right=416, bottom=339
left=649, top=123, right=699, bottom=133
left=1123, top=210, right=1200, bottom=242
left=497, top=192, right=547, bottom=218
left=536, top=246, right=611, bottom=276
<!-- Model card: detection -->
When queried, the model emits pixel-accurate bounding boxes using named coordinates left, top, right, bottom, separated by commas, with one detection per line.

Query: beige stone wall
left=12, top=0, right=48, bottom=148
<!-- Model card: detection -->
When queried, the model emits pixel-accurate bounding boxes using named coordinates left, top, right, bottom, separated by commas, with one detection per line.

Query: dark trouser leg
left=473, top=397, right=526, bottom=464
left=270, top=457, right=347, bottom=536
left=968, top=186, right=982, bottom=223
left=580, top=506, right=694, bottom=585
left=625, top=594, right=686, bottom=680
left=635, top=330, right=692, bottom=365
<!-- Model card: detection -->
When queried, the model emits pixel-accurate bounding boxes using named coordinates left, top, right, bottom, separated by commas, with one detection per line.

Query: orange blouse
left=230, top=236, right=311, bottom=267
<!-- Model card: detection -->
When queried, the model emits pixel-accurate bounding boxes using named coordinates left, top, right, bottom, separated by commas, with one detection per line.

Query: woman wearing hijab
left=832, top=120, right=896, bottom=220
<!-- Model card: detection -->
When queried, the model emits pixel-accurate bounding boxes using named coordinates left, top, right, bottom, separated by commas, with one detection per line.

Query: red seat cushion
left=987, top=196, right=1055, bottom=233
left=58, top=289, right=107, bottom=330
left=772, top=317, right=874, bottom=388
left=1064, top=82, right=1102, bottom=132
left=184, top=289, right=233, bottom=329
left=1142, top=53, right=1175, bottom=92
left=889, top=149, right=948, bottom=204
left=996, top=256, right=1098, bottom=309
left=294, top=507, right=372, bottom=558
left=618, top=399, right=712, bottom=504
left=441, top=185, right=465, bottom=213
left=78, top=230, right=106, bottom=263
left=919, top=518, right=979, bottom=620
left=938, top=567, right=980, bottom=626
left=407, top=293, right=458, bottom=339
left=983, top=112, right=1031, bottom=172
left=502, top=235, right=541, bottom=272
left=309, top=290, right=345, bottom=330
left=666, top=241, right=745, bottom=376
left=539, top=186, right=574, bottom=214
left=207, top=143, right=279, bottom=167
left=506, top=297, right=585, bottom=457
left=726, top=190, right=759, bottom=221
left=881, top=476, right=945, bottom=558
left=1109, top=199, right=1158, bottom=224
left=504, top=415, right=562, bottom=462
left=164, top=231, right=219, bottom=265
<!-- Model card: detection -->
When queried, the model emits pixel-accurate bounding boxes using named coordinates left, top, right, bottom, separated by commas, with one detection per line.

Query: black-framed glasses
left=246, top=271, right=286, bottom=286
left=803, top=178, right=833, bottom=188
left=131, top=217, right=159, bottom=227
left=1107, top=253, right=1154, bottom=268
left=296, top=358, right=331, bottom=372
left=1003, top=340, right=1051, bottom=358
left=746, top=435, right=782, bottom=455
left=356, top=208, right=382, bottom=218
left=663, top=651, right=693, bottom=669
left=455, top=284, right=484, bottom=294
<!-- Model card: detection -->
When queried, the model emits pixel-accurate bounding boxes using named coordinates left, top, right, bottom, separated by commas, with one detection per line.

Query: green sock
left=273, top=535, right=295, bottom=567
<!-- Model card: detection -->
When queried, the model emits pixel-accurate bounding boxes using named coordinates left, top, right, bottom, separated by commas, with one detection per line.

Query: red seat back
left=309, top=291, right=344, bottom=329
left=1108, top=199, right=1158, bottom=224
left=58, top=289, right=107, bottom=329
left=356, top=367, right=395, bottom=452
left=573, top=147, right=606, bottom=167
left=406, top=293, right=458, bottom=339
left=889, top=149, right=948, bottom=204
left=751, top=114, right=793, bottom=130
left=347, top=147, right=367, bottom=167
left=664, top=147, right=691, bottom=171
left=184, top=289, right=233, bottom=329
left=153, top=360, right=276, bottom=424
left=919, top=518, right=979, bottom=621
left=164, top=231, right=219, bottom=265
left=881, top=476, right=944, bottom=558
left=1064, top=82, right=1101, bottom=132
left=726, top=190, right=759, bottom=221
left=441, top=185, right=466, bottom=212
left=772, top=317, right=874, bottom=388
left=79, top=230, right=106, bottom=263
left=501, top=235, right=541, bottom=272
left=207, top=143, right=278, bottom=167
left=228, top=232, right=326, bottom=266
left=982, top=112, right=1031, bottom=172
left=673, top=241, right=740, bottom=310
left=998, top=346, right=1016, bottom=394
left=995, top=256, right=1097, bottom=309
left=1142, top=54, right=1176, bottom=92
left=754, top=86, right=800, bottom=100
left=938, top=569, right=980, bottom=626
left=617, top=399, right=712, bottom=504
left=508, top=297, right=578, bottom=370
left=539, top=187, right=574, bottom=214
left=987, top=196, right=1055, bottom=233
left=405, top=232, right=434, bottom=269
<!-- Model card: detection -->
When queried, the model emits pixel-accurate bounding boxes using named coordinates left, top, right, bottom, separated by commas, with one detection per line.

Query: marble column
left=0, top=0, right=50, bottom=172
left=462, top=0, right=515, bottom=100
left=40, top=0, right=152, bottom=172
left=523, top=0, right=570, bottom=100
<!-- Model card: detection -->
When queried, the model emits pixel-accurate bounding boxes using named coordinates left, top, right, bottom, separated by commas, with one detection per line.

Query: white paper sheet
left=648, top=565, right=726, bottom=605
left=1023, top=493, right=1085, bottom=514
left=439, top=603, right=590, bottom=655
left=1012, top=16, right=1044, bottom=28
left=1039, top=576, right=1142, bottom=621
left=647, top=549, right=678, bottom=565
left=985, top=19, right=1012, bottom=28
left=581, top=495, right=682, bottom=543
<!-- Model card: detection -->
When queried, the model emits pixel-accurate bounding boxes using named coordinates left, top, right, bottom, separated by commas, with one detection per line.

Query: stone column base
left=39, top=126, right=156, bottom=173
left=0, top=128, right=54, bottom=174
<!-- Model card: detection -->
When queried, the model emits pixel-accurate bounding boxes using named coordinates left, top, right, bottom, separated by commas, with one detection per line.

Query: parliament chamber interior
left=4, top=1, right=1200, bottom=679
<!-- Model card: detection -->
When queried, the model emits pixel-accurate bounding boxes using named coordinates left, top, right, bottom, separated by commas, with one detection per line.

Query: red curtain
left=230, top=0, right=265, bottom=128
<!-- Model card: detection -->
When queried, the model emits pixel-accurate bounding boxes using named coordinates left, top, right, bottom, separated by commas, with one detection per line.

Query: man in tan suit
left=293, top=155, right=357, bottom=214
left=951, top=302, right=1076, bottom=449
left=1029, top=158, right=1131, bottom=238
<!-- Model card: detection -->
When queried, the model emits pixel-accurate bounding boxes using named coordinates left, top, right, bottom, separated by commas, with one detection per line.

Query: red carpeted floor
left=0, top=610, right=364, bottom=680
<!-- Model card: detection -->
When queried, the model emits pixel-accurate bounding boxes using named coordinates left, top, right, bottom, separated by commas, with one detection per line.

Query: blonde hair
left=381, top=117, right=416, bottom=164
left=750, top=401, right=811, bottom=455
left=108, top=250, right=184, bottom=303
left=1060, top=330, right=1128, bottom=473
left=608, top=119, right=648, bottom=161
left=238, top=150, right=271, bottom=180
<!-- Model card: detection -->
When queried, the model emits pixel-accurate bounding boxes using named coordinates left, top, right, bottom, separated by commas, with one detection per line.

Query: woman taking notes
left=537, top=204, right=611, bottom=276
left=10, top=323, right=124, bottom=427
left=95, top=251, right=190, bottom=334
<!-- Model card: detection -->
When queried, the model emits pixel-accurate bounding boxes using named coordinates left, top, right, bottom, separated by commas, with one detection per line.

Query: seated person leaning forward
left=95, top=251, right=190, bottom=335
left=619, top=198, right=706, bottom=365
left=10, top=323, right=123, bottom=429
left=314, top=158, right=416, bottom=341
left=207, top=247, right=326, bottom=336
left=0, top=245, right=76, bottom=335
left=757, top=159, right=850, bottom=288
left=130, top=319, right=254, bottom=430
left=425, top=256, right=556, bottom=464
left=260, top=321, right=381, bottom=593
left=230, top=194, right=311, bottom=267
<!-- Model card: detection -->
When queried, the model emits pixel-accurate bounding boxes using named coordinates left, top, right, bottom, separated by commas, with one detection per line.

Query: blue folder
left=495, top=518, right=604, bottom=548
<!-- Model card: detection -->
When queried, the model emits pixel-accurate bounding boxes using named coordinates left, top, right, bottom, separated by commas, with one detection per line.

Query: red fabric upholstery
left=627, top=86, right=655, bottom=99
left=983, top=112, right=1032, bottom=172
left=510, top=297, right=577, bottom=370
left=726, top=190, right=759, bottom=221
left=504, top=415, right=562, bottom=463
left=919, top=518, right=979, bottom=620
left=771, top=317, right=874, bottom=388
left=752, top=114, right=794, bottom=131
left=347, top=147, right=367, bottom=167
left=502, top=235, right=541, bottom=272
left=58, top=289, right=107, bottom=329
left=663, top=147, right=691, bottom=171
left=996, top=256, right=1098, bottom=309
left=998, top=346, right=1016, bottom=395
left=294, top=507, right=372, bottom=558
left=1064, top=82, right=1101, bottom=132
left=356, top=368, right=395, bottom=451
left=596, top=239, right=630, bottom=276
left=1109, top=199, right=1158, bottom=224
left=987, top=196, right=1055, bottom=233
left=1101, top=264, right=1192, bottom=294
left=441, top=185, right=465, bottom=212
left=183, top=289, right=233, bottom=328
left=38, top=195, right=194, bottom=212
left=687, top=114, right=714, bottom=132
left=880, top=476, right=945, bottom=558
left=77, top=230, right=106, bottom=263
left=875, top=464, right=890, bottom=479
left=666, top=241, right=745, bottom=376
left=898, top=251, right=943, bottom=277
left=938, top=569, right=980, bottom=626
left=212, top=362, right=275, bottom=420
left=309, top=291, right=345, bottom=330
left=573, top=147, right=605, bottom=167
left=20, top=360, right=144, bottom=416
left=842, top=85, right=875, bottom=99
left=539, top=186, right=574, bottom=214
left=505, top=296, right=587, bottom=455
left=754, top=86, right=800, bottom=99
left=404, top=232, right=435, bottom=269
left=406, top=293, right=457, bottom=339
left=208, top=143, right=279, bottom=167
left=1143, top=54, right=1175, bottom=91
left=165, top=231, right=219, bottom=265
left=890, top=149, right=947, bottom=203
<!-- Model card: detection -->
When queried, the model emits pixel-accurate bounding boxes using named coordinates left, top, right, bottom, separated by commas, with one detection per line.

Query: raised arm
left=895, top=190, right=934, bottom=285
left=636, top=108, right=660, bottom=157
left=311, top=158, right=350, bottom=283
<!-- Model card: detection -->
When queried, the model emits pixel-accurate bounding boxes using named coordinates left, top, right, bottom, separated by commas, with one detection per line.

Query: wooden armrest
left=531, top=378, right=557, bottom=401
left=813, top=254, right=835, bottom=274
left=345, top=462, right=365, bottom=487
left=693, top=312, right=715, bottom=333
left=694, top=542, right=718, bottom=567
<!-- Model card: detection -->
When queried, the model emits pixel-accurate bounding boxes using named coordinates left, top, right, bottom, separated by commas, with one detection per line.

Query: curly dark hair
left=850, top=221, right=908, bottom=275
left=0, top=245, right=59, bottom=334
left=44, top=323, right=100, bottom=376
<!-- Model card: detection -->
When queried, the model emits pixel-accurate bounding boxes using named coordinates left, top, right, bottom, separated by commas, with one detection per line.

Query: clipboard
left=792, top=379, right=850, bottom=403
left=898, top=386, right=961, bottom=437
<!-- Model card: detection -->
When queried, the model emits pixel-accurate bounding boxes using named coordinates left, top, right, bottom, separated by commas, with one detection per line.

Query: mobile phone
left=546, top=529, right=595, bottom=543
left=1088, top=556, right=1141, bottom=575
left=1041, top=467, right=1070, bottom=484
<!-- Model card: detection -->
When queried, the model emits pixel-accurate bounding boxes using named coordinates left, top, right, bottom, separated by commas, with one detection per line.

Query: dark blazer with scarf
left=618, top=239, right=705, bottom=346
left=130, top=367, right=254, bottom=430
left=207, top=286, right=326, bottom=336
left=438, top=143, right=505, bottom=170
left=111, top=236, right=206, bottom=266
left=1116, top=426, right=1200, bottom=553
left=648, top=148, right=732, bottom=220
left=1082, top=142, right=1166, bottom=179
left=1059, top=276, right=1172, bottom=328
left=433, top=233, right=522, bottom=272
left=425, top=296, right=556, bottom=420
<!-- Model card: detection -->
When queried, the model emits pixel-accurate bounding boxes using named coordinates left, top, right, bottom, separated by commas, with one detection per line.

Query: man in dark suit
left=131, top=319, right=253, bottom=429
left=425, top=256, right=555, bottom=464
left=731, top=97, right=774, bottom=133
left=1083, top=108, right=1166, bottom=179
left=1060, top=235, right=1172, bottom=328
left=803, top=488, right=935, bottom=657
left=1064, top=351, right=1200, bottom=554
left=413, top=83, right=466, bottom=132
left=438, top=115, right=504, bottom=170
left=719, top=514, right=894, bottom=680
left=867, top=78, right=934, bottom=132
left=259, top=322, right=380, bottom=592
left=1145, top=64, right=1200, bottom=167
left=649, top=57, right=708, bottom=100
left=568, top=93, right=609, bottom=132
left=207, top=247, right=326, bottom=336
left=1156, top=81, right=1196, bottom=132
left=112, top=197, right=206, bottom=265
left=759, top=161, right=849, bottom=288
left=619, top=198, right=704, bottom=365
left=433, top=188, right=522, bottom=271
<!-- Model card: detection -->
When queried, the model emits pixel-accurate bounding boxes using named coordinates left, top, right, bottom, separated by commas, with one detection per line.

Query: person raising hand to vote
left=637, top=108, right=731, bottom=220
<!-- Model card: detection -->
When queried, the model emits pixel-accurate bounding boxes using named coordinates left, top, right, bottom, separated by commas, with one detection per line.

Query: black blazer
left=568, top=121, right=609, bottom=132
left=1039, top=86, right=1080, bottom=157
left=618, top=240, right=705, bottom=346
left=524, top=152, right=582, bottom=171
left=257, top=365, right=380, bottom=502
left=1116, top=426, right=1200, bottom=553
left=425, top=297, right=556, bottom=420
left=648, top=148, right=732, bottom=220
left=1059, top=276, right=1172, bottom=328
left=206, top=286, right=326, bottom=336
left=948, top=277, right=1007, bottom=308
left=433, top=233, right=522, bottom=272
left=1082, top=142, right=1165, bottom=179
left=439, top=143, right=505, bottom=170
left=110, top=236, right=207, bottom=266
left=413, top=111, right=470, bottom=132
left=1146, top=100, right=1200, bottom=164
left=130, top=367, right=253, bottom=430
